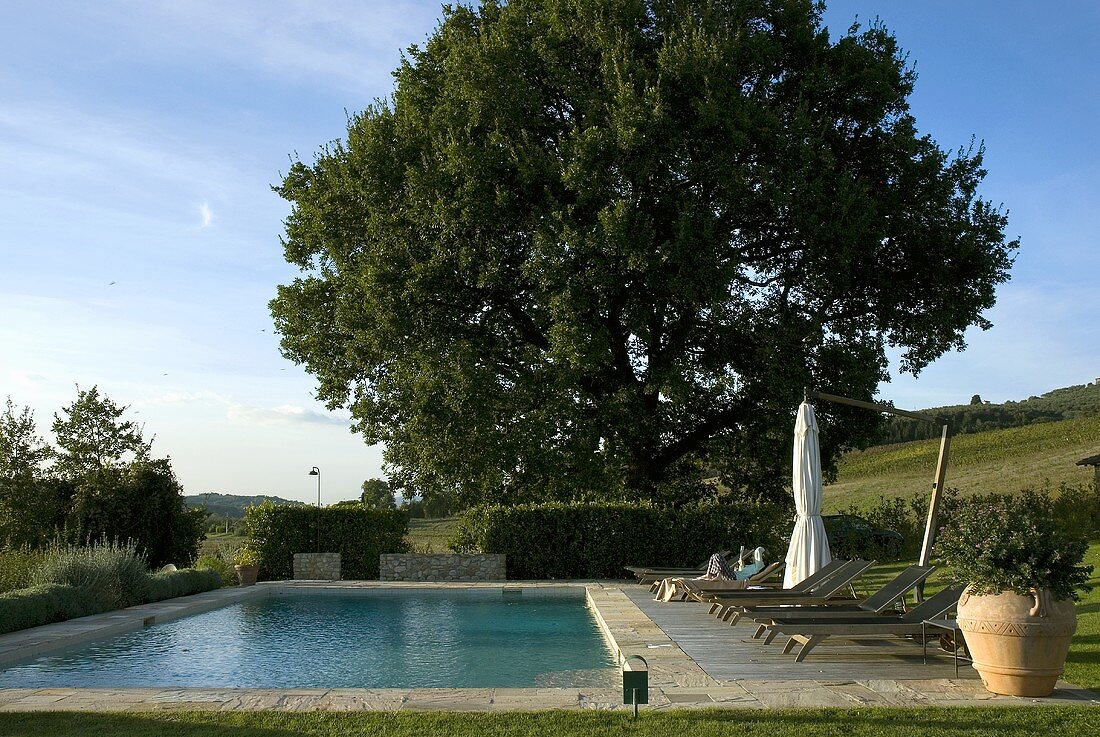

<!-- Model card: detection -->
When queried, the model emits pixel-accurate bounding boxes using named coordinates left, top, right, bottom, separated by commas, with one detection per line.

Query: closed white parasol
left=783, top=401, right=832, bottom=588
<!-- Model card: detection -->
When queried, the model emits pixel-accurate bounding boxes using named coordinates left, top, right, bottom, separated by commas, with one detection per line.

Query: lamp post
left=309, top=466, right=320, bottom=553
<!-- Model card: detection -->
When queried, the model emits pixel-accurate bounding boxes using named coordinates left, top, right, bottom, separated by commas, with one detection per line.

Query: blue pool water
left=0, top=590, right=617, bottom=688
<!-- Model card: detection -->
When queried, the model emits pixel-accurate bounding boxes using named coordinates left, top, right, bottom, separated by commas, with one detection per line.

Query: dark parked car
left=823, top=514, right=905, bottom=558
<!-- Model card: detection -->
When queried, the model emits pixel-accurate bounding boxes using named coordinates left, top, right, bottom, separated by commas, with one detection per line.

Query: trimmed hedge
left=245, top=503, right=408, bottom=580
left=0, top=584, right=104, bottom=635
left=451, top=500, right=789, bottom=579
left=145, top=569, right=224, bottom=602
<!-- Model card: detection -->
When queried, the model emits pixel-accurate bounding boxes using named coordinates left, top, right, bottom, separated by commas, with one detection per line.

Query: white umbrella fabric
left=782, top=401, right=832, bottom=588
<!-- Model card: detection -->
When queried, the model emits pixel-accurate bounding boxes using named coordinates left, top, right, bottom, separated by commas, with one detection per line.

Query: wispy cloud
left=146, top=391, right=349, bottom=427
left=226, top=403, right=351, bottom=427
left=198, top=201, right=213, bottom=227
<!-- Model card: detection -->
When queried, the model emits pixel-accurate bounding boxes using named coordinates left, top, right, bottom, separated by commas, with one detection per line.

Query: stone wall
left=293, top=552, right=341, bottom=580
left=379, top=554, right=506, bottom=582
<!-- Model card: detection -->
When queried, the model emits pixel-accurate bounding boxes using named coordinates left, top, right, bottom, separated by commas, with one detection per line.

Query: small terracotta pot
left=957, top=586, right=1076, bottom=697
left=234, top=564, right=259, bottom=587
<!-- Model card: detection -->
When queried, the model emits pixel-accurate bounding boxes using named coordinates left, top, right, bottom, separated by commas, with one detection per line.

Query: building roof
left=1077, top=454, right=1100, bottom=467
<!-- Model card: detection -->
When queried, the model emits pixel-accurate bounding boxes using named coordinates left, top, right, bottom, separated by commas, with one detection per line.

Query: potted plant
left=936, top=490, right=1092, bottom=697
left=233, top=545, right=261, bottom=587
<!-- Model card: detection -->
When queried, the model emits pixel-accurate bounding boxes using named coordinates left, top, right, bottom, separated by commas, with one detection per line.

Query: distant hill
left=184, top=493, right=307, bottom=519
left=826, top=405, right=1100, bottom=511
left=876, top=381, right=1100, bottom=445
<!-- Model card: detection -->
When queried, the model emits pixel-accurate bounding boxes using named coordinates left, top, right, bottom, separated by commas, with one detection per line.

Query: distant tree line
left=0, top=388, right=204, bottom=567
left=876, top=383, right=1100, bottom=445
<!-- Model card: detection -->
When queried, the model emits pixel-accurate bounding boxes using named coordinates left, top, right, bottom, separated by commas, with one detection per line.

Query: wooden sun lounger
left=703, top=559, right=875, bottom=618
left=652, top=561, right=785, bottom=601
left=744, top=565, right=935, bottom=634
left=758, top=584, right=966, bottom=662
left=625, top=550, right=735, bottom=584
left=702, top=558, right=850, bottom=616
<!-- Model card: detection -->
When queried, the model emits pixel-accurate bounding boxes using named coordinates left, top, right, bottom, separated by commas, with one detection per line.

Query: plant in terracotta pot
left=936, top=490, right=1092, bottom=697
left=233, top=545, right=261, bottom=587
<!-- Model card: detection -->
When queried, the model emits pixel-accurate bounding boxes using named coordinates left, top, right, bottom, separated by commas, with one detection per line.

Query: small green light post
left=621, top=655, right=648, bottom=719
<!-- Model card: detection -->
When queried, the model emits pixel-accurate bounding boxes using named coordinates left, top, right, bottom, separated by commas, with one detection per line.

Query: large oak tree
left=271, top=0, right=1016, bottom=508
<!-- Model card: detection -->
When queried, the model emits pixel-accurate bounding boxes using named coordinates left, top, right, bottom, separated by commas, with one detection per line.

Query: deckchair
left=741, top=564, right=935, bottom=632
left=653, top=560, right=785, bottom=601
left=701, top=559, right=875, bottom=618
left=625, top=550, right=735, bottom=584
left=695, top=558, right=848, bottom=613
left=759, top=584, right=965, bottom=662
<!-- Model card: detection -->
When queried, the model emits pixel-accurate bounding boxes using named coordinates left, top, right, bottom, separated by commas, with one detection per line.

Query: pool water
left=0, top=590, right=618, bottom=688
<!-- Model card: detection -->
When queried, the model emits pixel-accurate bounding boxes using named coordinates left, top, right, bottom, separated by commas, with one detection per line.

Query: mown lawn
left=0, top=707, right=1097, bottom=737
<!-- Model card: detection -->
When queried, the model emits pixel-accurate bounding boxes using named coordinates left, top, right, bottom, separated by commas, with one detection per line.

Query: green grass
left=199, top=534, right=246, bottom=558
left=0, top=707, right=1096, bottom=737
left=405, top=517, right=459, bottom=553
left=825, top=414, right=1099, bottom=510
left=1064, top=540, right=1100, bottom=691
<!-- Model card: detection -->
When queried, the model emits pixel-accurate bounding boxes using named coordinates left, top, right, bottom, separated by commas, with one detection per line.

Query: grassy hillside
left=824, top=413, right=1099, bottom=511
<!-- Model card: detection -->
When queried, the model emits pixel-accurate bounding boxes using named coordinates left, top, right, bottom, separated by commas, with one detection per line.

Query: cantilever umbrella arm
left=804, top=388, right=953, bottom=593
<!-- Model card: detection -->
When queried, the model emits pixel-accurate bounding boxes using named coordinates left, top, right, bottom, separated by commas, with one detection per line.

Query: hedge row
left=0, top=568, right=224, bottom=635
left=451, top=500, right=789, bottom=579
left=244, top=504, right=408, bottom=580
left=0, top=584, right=103, bottom=635
left=146, top=569, right=224, bottom=602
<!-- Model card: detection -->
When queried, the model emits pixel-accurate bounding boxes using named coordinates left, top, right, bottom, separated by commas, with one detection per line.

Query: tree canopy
left=1, top=388, right=202, bottom=564
left=271, top=0, right=1016, bottom=507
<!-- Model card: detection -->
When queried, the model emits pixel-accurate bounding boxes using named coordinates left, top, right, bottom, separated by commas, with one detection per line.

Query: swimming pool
left=0, top=588, right=618, bottom=689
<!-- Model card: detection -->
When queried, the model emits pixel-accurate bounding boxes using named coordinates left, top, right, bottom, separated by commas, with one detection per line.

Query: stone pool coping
left=0, top=580, right=1097, bottom=712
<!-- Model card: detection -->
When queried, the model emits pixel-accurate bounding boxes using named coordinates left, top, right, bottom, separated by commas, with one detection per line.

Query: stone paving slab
left=0, top=581, right=1097, bottom=711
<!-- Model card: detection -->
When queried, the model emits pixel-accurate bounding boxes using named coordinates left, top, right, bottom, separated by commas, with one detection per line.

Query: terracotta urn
left=234, top=564, right=259, bottom=587
left=956, top=585, right=1076, bottom=697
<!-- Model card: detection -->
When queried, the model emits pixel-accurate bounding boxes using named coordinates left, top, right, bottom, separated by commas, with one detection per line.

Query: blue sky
left=1, top=1, right=1097, bottom=503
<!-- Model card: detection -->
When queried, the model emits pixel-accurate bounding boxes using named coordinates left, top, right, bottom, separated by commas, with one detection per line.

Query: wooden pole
left=917, top=424, right=952, bottom=598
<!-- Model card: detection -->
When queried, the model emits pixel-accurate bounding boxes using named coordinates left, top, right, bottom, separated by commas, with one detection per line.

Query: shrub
left=451, top=500, right=788, bottom=579
left=194, top=554, right=236, bottom=587
left=0, top=584, right=103, bottom=635
left=244, top=503, right=408, bottom=580
left=1051, top=480, right=1100, bottom=540
left=0, top=547, right=44, bottom=593
left=145, top=569, right=224, bottom=602
left=935, top=489, right=1093, bottom=601
left=30, top=539, right=150, bottom=609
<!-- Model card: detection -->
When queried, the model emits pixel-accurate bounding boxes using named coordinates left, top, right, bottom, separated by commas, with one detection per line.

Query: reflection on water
left=0, top=591, right=617, bottom=689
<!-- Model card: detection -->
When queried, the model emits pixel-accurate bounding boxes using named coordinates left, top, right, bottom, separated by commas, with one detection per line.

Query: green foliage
left=194, top=554, right=236, bottom=587
left=0, top=397, right=53, bottom=480
left=270, top=0, right=1015, bottom=510
left=0, top=547, right=44, bottom=593
left=2, top=707, right=1100, bottom=737
left=233, top=545, right=261, bottom=567
left=835, top=491, right=958, bottom=560
left=877, top=382, right=1100, bottom=444
left=64, top=459, right=206, bottom=568
left=29, top=538, right=150, bottom=610
left=51, top=385, right=150, bottom=479
left=451, top=500, right=787, bottom=579
left=839, top=413, right=1100, bottom=481
left=0, top=584, right=103, bottom=635
left=185, top=492, right=307, bottom=520
left=935, top=490, right=1093, bottom=601
left=244, top=502, right=408, bottom=579
left=1051, top=481, right=1100, bottom=540
left=144, top=569, right=223, bottom=602
left=360, top=478, right=395, bottom=510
